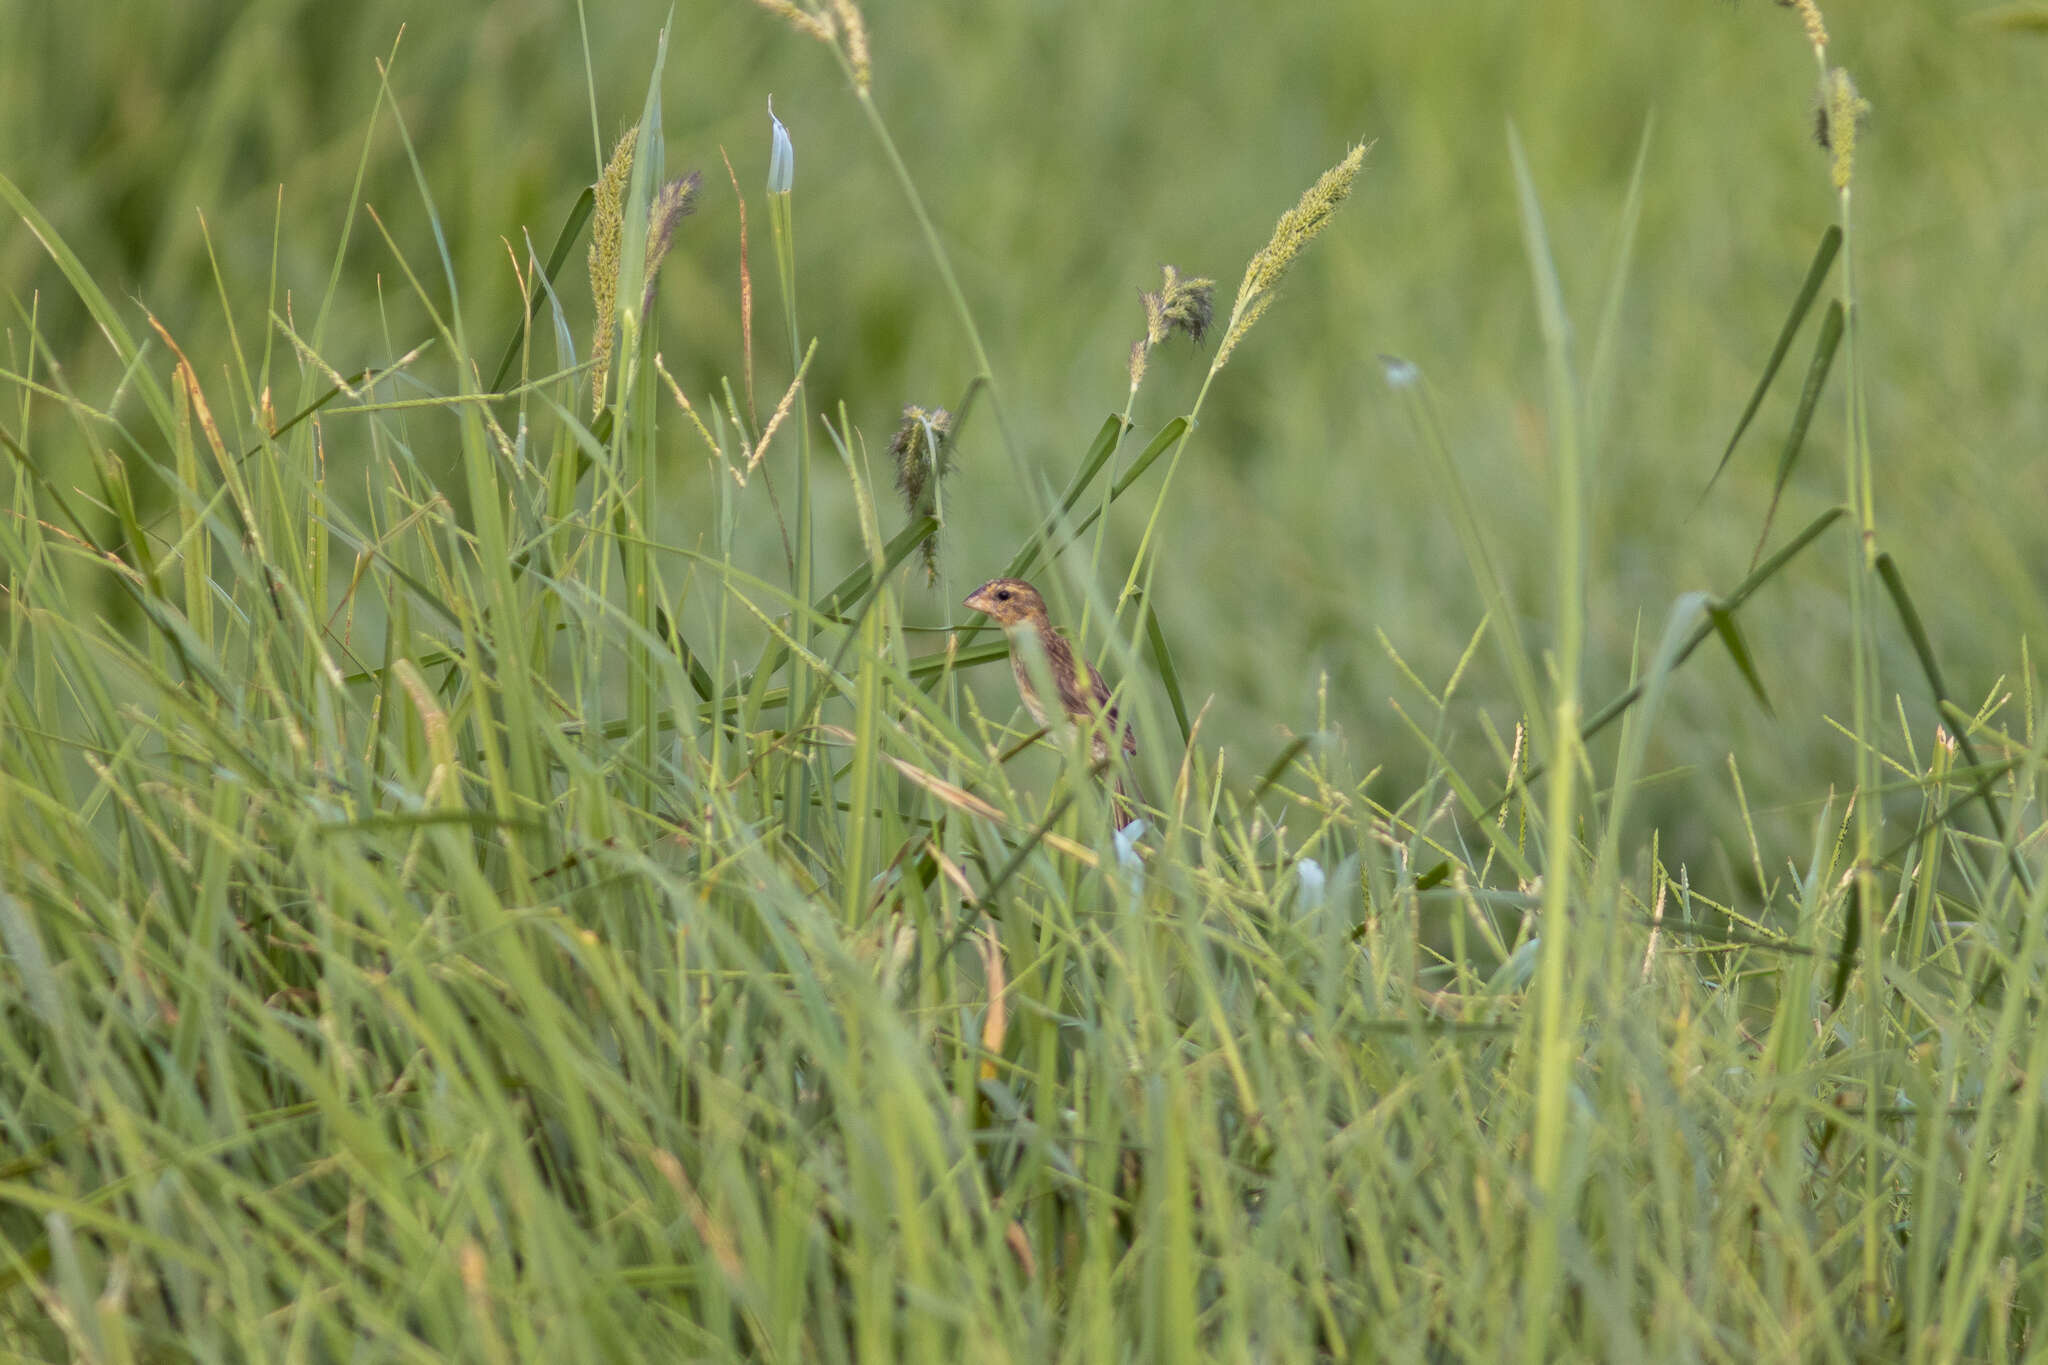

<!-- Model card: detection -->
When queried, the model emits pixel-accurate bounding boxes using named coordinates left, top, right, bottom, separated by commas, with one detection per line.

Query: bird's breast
left=1009, top=652, right=1054, bottom=727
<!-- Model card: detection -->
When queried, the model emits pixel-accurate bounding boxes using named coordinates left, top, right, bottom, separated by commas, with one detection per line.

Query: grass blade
left=1707, top=601, right=1775, bottom=718
left=1751, top=299, right=1844, bottom=565
left=1139, top=591, right=1192, bottom=747
left=1875, top=551, right=2033, bottom=899
left=1704, top=225, right=1842, bottom=498
left=489, top=186, right=597, bottom=392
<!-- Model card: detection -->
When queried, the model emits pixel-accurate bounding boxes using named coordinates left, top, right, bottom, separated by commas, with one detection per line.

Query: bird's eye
left=995, top=589, right=1011, bottom=601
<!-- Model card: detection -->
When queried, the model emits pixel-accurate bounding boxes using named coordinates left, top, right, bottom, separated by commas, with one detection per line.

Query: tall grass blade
left=1706, top=602, right=1774, bottom=717
left=490, top=185, right=597, bottom=392
left=1750, top=299, right=1843, bottom=564
left=1507, top=124, right=1588, bottom=1363
left=1704, top=225, right=1842, bottom=497
left=1139, top=591, right=1192, bottom=746
left=1826, top=879, right=1863, bottom=1014
left=1585, top=120, right=1653, bottom=450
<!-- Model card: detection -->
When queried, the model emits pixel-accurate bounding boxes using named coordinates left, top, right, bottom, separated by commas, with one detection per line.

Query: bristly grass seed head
left=826, top=0, right=872, bottom=94
left=639, top=171, right=703, bottom=318
left=1129, top=264, right=1214, bottom=392
left=751, top=0, right=871, bottom=94
left=1783, top=0, right=1830, bottom=54
left=1143, top=265, right=1215, bottom=348
left=1215, top=142, right=1370, bottom=370
left=891, top=404, right=953, bottom=581
left=750, top=0, right=833, bottom=44
left=589, top=124, right=637, bottom=415
left=1819, top=67, right=1871, bottom=191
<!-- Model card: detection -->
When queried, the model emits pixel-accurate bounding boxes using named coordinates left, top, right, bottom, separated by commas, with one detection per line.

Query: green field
left=4, top=0, right=2048, bottom=1358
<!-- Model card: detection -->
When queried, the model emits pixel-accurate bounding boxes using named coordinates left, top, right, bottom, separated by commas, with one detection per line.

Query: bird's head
left=963, top=577, right=1048, bottom=628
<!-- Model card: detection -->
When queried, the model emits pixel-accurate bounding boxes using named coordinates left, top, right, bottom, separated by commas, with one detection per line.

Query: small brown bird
left=964, top=577, right=1139, bottom=815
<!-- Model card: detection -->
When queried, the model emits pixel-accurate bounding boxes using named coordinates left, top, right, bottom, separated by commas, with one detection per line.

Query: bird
left=963, top=577, right=1140, bottom=817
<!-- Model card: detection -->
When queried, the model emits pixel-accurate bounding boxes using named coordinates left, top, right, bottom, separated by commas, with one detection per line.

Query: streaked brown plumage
left=963, top=578, right=1137, bottom=772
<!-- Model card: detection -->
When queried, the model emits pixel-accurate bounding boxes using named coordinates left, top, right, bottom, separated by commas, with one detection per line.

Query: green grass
left=4, top=1, right=2048, bottom=1358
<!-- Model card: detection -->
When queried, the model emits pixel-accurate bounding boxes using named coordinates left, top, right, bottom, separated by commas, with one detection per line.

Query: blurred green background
left=4, top=0, right=2042, bottom=884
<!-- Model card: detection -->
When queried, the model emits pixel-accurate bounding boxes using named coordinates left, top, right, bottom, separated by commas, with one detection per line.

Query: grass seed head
left=826, top=0, right=872, bottom=94
left=891, top=405, right=954, bottom=580
left=1216, top=142, right=1369, bottom=368
left=751, top=0, right=869, bottom=93
left=1786, top=0, right=1830, bottom=53
left=1143, top=264, right=1215, bottom=347
left=751, top=0, right=835, bottom=45
left=589, top=124, right=637, bottom=415
left=1821, top=67, right=1871, bottom=191
left=640, top=171, right=703, bottom=317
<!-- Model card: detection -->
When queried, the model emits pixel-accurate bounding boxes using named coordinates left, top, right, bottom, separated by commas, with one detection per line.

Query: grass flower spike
left=891, top=404, right=954, bottom=580
left=1214, top=142, right=1369, bottom=369
left=588, top=123, right=637, bottom=414
left=751, top=0, right=871, bottom=93
left=1143, top=264, right=1214, bottom=348
left=1129, top=263, right=1214, bottom=392
left=639, top=171, right=701, bottom=318
left=1819, top=67, right=1871, bottom=190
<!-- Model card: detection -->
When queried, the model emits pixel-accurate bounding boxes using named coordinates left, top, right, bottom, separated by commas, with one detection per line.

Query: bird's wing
left=1050, top=634, right=1137, bottom=756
